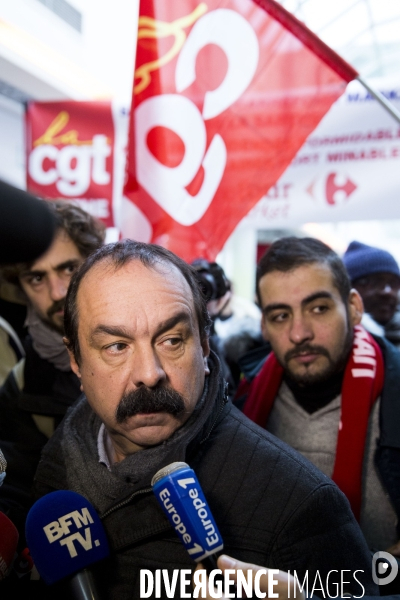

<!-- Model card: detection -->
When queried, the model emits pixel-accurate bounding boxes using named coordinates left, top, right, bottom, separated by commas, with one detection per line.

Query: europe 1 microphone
left=25, top=490, right=109, bottom=599
left=151, top=462, right=224, bottom=573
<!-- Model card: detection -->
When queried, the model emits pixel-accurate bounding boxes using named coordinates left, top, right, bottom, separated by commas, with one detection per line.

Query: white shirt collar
left=97, top=423, right=116, bottom=470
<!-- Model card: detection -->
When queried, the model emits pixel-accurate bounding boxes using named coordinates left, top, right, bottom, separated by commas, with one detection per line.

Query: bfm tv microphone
left=152, top=462, right=223, bottom=572
left=0, top=447, right=6, bottom=487
left=25, top=490, right=109, bottom=598
left=0, top=512, right=19, bottom=580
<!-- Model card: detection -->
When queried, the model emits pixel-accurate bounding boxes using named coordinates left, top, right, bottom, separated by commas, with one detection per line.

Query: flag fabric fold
left=124, top=0, right=357, bottom=262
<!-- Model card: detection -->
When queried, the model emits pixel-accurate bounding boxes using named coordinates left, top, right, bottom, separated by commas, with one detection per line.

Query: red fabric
left=243, top=325, right=384, bottom=520
left=124, top=0, right=350, bottom=262
left=253, top=0, right=358, bottom=82
left=235, top=377, right=252, bottom=402
left=243, top=352, right=284, bottom=424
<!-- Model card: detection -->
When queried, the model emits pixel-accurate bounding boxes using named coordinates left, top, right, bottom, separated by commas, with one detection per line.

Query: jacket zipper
left=199, top=382, right=229, bottom=445
left=100, top=486, right=152, bottom=520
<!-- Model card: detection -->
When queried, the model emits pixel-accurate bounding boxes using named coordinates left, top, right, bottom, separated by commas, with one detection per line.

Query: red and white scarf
left=243, top=325, right=384, bottom=520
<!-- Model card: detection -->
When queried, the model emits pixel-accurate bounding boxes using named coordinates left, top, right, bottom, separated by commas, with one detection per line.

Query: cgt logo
left=43, top=508, right=101, bottom=558
left=135, top=4, right=259, bottom=226
left=28, top=111, right=111, bottom=197
left=372, top=551, right=399, bottom=586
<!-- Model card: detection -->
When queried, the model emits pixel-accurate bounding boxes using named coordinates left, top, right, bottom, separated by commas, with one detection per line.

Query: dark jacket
left=32, top=355, right=377, bottom=600
left=236, top=334, right=400, bottom=537
left=0, top=336, right=81, bottom=534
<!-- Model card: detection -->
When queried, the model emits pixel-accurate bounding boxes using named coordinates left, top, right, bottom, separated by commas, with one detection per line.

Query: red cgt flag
left=26, top=101, right=116, bottom=227
left=124, top=0, right=358, bottom=262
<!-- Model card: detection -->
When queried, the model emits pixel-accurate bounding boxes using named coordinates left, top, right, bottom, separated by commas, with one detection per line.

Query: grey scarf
left=25, top=304, right=71, bottom=372
left=60, top=361, right=224, bottom=515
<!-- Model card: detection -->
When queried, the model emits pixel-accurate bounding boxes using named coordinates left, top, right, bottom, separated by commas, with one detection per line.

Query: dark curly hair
left=1, top=200, right=105, bottom=287
left=257, top=237, right=351, bottom=305
left=64, top=240, right=212, bottom=365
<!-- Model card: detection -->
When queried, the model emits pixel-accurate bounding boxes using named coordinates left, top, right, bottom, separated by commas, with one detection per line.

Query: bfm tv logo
left=28, top=110, right=111, bottom=197
left=43, top=507, right=101, bottom=558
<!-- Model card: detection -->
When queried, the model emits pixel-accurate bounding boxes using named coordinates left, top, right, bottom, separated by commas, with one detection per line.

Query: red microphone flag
left=124, top=0, right=358, bottom=262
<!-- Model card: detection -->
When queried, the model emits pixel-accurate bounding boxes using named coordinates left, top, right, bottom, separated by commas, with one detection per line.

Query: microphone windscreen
left=152, top=462, right=223, bottom=562
left=0, top=447, right=6, bottom=487
left=25, top=491, right=109, bottom=585
left=0, top=512, right=19, bottom=580
left=0, top=180, right=56, bottom=265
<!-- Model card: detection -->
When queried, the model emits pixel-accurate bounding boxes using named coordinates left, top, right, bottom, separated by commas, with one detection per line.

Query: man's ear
left=348, top=289, right=364, bottom=326
left=201, top=337, right=211, bottom=375
left=63, top=337, right=81, bottom=379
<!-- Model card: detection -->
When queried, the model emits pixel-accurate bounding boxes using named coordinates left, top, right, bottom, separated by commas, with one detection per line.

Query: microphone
left=0, top=447, right=6, bottom=487
left=12, top=547, right=36, bottom=579
left=0, top=180, right=56, bottom=265
left=25, top=490, right=109, bottom=597
left=0, top=512, right=19, bottom=580
left=151, top=462, right=223, bottom=572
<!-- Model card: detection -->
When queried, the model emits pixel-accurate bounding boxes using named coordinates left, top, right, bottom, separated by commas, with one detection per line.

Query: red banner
left=26, top=101, right=115, bottom=227
left=124, top=0, right=352, bottom=262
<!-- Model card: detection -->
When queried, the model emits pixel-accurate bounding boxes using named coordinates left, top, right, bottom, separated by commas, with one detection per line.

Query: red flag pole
left=253, top=0, right=400, bottom=125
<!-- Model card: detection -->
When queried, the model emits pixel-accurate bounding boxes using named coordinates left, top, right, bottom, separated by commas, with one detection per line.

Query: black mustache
left=284, top=344, right=330, bottom=362
left=115, top=386, right=186, bottom=424
left=47, top=299, right=65, bottom=317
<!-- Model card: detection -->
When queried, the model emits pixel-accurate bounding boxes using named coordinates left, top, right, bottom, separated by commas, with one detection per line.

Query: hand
left=386, top=540, right=400, bottom=557
left=194, top=554, right=305, bottom=599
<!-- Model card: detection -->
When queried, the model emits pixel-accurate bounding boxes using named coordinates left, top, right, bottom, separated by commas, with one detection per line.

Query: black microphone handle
left=0, top=180, right=56, bottom=264
left=68, top=568, right=102, bottom=600
left=201, top=553, right=238, bottom=596
left=201, top=554, right=219, bottom=575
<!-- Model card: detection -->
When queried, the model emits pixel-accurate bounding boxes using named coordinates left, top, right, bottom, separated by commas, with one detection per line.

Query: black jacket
left=0, top=336, right=81, bottom=535
left=32, top=355, right=377, bottom=599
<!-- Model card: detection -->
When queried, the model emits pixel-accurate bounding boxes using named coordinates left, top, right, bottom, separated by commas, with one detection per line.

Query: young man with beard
left=0, top=180, right=57, bottom=385
left=0, top=200, right=104, bottom=531
left=32, top=240, right=377, bottom=599
left=237, top=237, right=400, bottom=569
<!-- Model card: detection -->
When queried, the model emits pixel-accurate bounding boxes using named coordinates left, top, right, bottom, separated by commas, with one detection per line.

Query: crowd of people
left=1, top=182, right=400, bottom=598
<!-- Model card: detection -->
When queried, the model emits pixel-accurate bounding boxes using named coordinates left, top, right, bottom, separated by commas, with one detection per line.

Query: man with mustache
left=0, top=200, right=104, bottom=528
left=238, top=237, right=400, bottom=577
left=31, top=240, right=377, bottom=599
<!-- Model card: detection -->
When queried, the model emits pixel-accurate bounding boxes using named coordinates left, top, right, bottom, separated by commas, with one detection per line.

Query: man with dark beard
left=31, top=240, right=377, bottom=600
left=237, top=237, right=400, bottom=573
left=0, top=200, right=104, bottom=531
